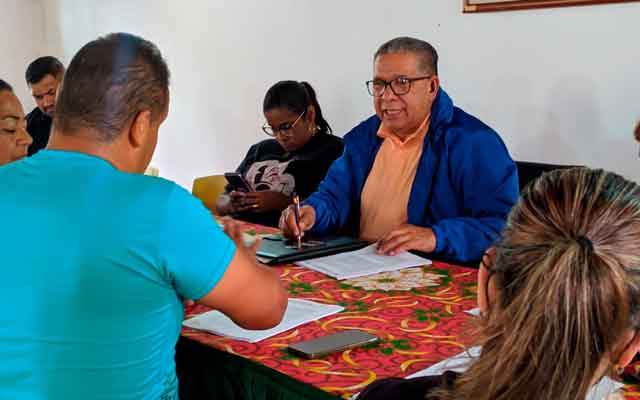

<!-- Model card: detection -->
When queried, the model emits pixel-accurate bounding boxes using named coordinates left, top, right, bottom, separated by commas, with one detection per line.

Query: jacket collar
left=428, top=87, right=454, bottom=143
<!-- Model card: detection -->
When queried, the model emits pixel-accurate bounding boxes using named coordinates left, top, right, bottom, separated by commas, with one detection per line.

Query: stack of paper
left=296, top=244, right=431, bottom=280
left=183, top=298, right=344, bottom=343
left=406, top=346, right=623, bottom=400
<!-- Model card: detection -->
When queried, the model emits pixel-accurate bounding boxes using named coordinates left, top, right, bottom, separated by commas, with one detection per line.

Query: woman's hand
left=233, top=191, right=290, bottom=213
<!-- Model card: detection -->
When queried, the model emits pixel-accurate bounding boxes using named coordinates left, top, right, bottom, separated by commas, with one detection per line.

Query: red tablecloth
left=183, top=221, right=640, bottom=399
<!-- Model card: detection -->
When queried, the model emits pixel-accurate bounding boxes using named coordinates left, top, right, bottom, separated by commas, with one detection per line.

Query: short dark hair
left=263, top=81, right=332, bottom=135
left=0, top=79, right=13, bottom=93
left=25, top=56, right=65, bottom=85
left=55, top=32, right=170, bottom=142
left=374, top=36, right=439, bottom=76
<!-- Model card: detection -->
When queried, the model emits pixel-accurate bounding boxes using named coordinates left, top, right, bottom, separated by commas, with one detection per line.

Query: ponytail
left=299, top=81, right=332, bottom=135
left=436, top=168, right=640, bottom=400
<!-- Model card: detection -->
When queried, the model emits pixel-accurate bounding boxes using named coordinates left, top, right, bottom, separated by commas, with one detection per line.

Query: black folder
left=256, top=235, right=368, bottom=265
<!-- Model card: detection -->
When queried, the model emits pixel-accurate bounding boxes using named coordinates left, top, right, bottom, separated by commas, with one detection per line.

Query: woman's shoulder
left=247, top=138, right=286, bottom=157
left=357, top=372, right=459, bottom=400
left=315, top=132, right=343, bottom=148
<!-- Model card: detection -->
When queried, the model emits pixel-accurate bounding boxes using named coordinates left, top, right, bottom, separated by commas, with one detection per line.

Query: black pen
left=293, top=193, right=302, bottom=249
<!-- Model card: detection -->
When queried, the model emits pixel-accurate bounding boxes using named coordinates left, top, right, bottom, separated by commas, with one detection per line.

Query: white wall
left=39, top=0, right=640, bottom=188
left=1, top=0, right=47, bottom=112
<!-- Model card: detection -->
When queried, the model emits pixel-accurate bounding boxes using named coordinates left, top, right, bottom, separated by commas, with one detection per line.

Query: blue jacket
left=304, top=88, right=519, bottom=263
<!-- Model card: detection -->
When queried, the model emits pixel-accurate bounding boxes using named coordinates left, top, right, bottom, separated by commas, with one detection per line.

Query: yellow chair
left=192, top=174, right=228, bottom=215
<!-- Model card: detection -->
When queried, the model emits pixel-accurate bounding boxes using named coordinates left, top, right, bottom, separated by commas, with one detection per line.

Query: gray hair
left=374, top=37, right=439, bottom=75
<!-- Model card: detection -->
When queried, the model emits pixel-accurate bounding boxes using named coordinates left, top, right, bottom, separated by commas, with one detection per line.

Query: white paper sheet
left=407, top=346, right=481, bottom=378
left=406, top=346, right=624, bottom=400
left=182, top=298, right=343, bottom=343
left=464, top=307, right=481, bottom=316
left=296, top=244, right=431, bottom=280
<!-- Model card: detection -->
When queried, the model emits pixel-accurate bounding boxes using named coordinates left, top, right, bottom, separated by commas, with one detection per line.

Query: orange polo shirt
left=359, top=116, right=430, bottom=241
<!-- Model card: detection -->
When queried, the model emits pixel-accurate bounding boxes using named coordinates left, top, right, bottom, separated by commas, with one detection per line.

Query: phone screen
left=224, top=172, right=251, bottom=192
left=287, top=330, right=379, bottom=359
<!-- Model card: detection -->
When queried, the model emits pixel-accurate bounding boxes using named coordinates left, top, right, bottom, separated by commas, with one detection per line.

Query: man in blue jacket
left=281, top=37, right=518, bottom=263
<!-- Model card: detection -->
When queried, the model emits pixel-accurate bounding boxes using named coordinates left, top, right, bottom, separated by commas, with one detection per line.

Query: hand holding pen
left=279, top=198, right=317, bottom=241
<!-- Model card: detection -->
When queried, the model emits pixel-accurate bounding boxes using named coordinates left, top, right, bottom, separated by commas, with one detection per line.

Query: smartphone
left=224, top=172, right=252, bottom=192
left=287, top=330, right=379, bottom=359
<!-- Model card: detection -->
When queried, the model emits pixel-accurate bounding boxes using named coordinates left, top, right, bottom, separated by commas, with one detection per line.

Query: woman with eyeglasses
left=358, top=168, right=640, bottom=400
left=216, top=81, right=343, bottom=227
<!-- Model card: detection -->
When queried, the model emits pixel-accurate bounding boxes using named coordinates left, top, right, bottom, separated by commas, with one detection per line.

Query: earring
left=309, top=124, right=318, bottom=135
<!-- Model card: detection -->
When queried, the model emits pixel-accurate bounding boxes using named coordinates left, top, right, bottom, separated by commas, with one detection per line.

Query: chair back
left=192, top=175, right=228, bottom=214
left=515, top=161, right=579, bottom=192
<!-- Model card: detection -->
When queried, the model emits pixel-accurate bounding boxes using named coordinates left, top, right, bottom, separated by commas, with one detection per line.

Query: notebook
left=256, top=234, right=368, bottom=265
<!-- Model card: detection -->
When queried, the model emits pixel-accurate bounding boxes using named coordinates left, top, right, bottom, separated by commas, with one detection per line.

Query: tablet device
left=224, top=172, right=252, bottom=192
left=256, top=235, right=368, bottom=265
left=287, top=330, right=379, bottom=359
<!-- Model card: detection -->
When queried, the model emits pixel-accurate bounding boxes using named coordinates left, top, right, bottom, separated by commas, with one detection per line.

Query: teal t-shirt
left=0, top=150, right=236, bottom=400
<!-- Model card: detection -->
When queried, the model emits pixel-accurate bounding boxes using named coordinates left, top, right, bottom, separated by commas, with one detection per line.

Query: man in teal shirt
left=0, top=33, right=287, bottom=400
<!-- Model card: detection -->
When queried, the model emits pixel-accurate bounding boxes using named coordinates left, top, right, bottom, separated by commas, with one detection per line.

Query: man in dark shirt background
left=25, top=56, right=65, bottom=155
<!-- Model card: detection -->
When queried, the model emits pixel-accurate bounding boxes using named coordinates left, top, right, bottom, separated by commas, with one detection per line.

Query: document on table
left=296, top=244, right=431, bottom=280
left=406, top=346, right=623, bottom=400
left=183, top=298, right=344, bottom=343
left=464, top=308, right=481, bottom=316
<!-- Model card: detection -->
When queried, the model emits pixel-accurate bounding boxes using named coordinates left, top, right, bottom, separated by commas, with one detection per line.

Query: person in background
left=280, top=37, right=518, bottom=264
left=358, top=168, right=640, bottom=400
left=0, top=33, right=287, bottom=400
left=217, top=80, right=344, bottom=227
left=0, top=79, right=33, bottom=165
left=25, top=56, right=65, bottom=155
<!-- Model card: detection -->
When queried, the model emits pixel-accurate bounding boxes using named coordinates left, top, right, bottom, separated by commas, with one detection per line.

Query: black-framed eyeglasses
left=262, top=111, right=306, bottom=137
left=366, top=76, right=432, bottom=97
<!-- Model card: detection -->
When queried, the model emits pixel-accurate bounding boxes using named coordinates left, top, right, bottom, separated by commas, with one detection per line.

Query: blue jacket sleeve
left=430, top=130, right=519, bottom=262
left=303, top=135, right=359, bottom=236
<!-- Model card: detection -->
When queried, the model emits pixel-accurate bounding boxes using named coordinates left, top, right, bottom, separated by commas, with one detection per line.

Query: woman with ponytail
left=217, top=81, right=343, bottom=227
left=359, top=167, right=640, bottom=400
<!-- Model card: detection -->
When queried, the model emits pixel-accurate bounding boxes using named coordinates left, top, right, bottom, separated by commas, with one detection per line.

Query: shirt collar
left=377, top=113, right=431, bottom=147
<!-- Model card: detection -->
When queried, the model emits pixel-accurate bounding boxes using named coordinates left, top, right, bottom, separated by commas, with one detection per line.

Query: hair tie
left=576, top=236, right=594, bottom=253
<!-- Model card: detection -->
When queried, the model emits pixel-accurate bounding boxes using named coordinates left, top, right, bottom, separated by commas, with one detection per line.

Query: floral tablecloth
left=183, top=221, right=640, bottom=399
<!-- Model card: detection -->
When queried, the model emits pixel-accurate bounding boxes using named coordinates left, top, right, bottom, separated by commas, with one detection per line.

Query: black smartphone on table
left=287, top=329, right=379, bottom=359
left=224, top=172, right=252, bottom=192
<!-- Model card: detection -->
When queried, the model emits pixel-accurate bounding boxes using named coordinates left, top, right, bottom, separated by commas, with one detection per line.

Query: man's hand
left=279, top=204, right=316, bottom=239
left=376, top=224, right=437, bottom=256
left=222, top=217, right=262, bottom=256
left=230, top=191, right=290, bottom=213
